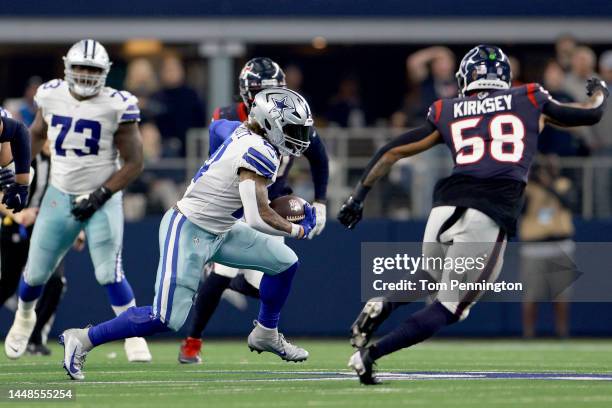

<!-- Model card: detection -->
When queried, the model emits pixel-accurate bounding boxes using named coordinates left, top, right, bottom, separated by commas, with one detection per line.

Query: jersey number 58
left=450, top=113, right=525, bottom=165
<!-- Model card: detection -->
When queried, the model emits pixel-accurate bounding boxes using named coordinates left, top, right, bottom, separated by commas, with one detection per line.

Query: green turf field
left=2, top=339, right=612, bottom=408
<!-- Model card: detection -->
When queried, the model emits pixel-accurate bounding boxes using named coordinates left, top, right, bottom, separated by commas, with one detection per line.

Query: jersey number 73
left=51, top=114, right=101, bottom=157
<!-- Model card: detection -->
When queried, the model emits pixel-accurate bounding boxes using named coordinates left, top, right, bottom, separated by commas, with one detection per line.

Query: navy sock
left=229, top=274, right=260, bottom=298
left=18, top=276, right=43, bottom=302
left=369, top=301, right=458, bottom=360
left=88, top=306, right=169, bottom=347
left=104, top=280, right=135, bottom=307
left=257, top=262, right=298, bottom=329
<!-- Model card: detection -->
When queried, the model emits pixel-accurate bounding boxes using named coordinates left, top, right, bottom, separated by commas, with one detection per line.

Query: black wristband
left=354, top=183, right=371, bottom=202
left=97, top=186, right=113, bottom=203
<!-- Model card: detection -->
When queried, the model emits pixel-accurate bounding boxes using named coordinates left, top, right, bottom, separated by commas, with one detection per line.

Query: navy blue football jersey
left=428, top=84, right=551, bottom=237
left=428, top=83, right=550, bottom=183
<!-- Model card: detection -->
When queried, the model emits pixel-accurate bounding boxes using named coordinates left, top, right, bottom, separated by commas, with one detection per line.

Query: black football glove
left=2, top=183, right=28, bottom=213
left=71, top=186, right=113, bottom=222
left=586, top=77, right=609, bottom=98
left=337, top=196, right=364, bottom=229
left=0, top=167, right=16, bottom=190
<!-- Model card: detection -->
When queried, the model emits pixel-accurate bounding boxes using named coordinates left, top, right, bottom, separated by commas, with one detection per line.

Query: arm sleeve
left=0, top=117, right=32, bottom=175
left=541, top=94, right=607, bottom=126
left=237, top=145, right=280, bottom=179
left=302, top=128, right=329, bottom=201
left=238, top=179, right=294, bottom=237
left=359, top=120, right=438, bottom=185
left=352, top=120, right=438, bottom=201
left=118, top=93, right=141, bottom=124
left=209, top=120, right=241, bottom=156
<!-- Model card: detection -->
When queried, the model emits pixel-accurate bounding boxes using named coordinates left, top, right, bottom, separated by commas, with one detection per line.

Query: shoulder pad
left=34, top=79, right=66, bottom=105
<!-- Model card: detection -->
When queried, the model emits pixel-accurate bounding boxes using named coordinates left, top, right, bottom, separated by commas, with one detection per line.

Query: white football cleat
left=124, top=337, right=152, bottom=362
left=247, top=321, right=308, bottom=362
left=59, top=329, right=91, bottom=381
left=4, top=312, right=37, bottom=359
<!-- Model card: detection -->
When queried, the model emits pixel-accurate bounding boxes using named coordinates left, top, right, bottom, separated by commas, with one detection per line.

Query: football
left=270, top=195, right=307, bottom=223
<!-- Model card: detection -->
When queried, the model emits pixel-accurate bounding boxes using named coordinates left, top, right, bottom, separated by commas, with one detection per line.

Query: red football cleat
left=178, top=337, right=202, bottom=364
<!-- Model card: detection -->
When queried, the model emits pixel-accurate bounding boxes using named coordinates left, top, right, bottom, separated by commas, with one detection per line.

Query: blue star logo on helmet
left=271, top=96, right=295, bottom=119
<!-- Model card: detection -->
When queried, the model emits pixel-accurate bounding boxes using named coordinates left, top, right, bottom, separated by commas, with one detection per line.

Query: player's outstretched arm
left=542, top=77, right=609, bottom=128
left=238, top=169, right=314, bottom=239
left=106, top=122, right=145, bottom=193
left=337, top=122, right=441, bottom=229
left=29, top=109, right=48, bottom=160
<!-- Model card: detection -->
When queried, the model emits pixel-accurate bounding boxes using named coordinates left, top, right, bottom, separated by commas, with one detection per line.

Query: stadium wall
left=2, top=218, right=612, bottom=338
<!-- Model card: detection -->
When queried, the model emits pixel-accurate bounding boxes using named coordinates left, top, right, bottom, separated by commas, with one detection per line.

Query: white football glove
left=308, top=201, right=327, bottom=239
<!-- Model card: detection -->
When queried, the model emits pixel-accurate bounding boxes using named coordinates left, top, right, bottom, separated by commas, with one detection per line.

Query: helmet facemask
left=64, top=63, right=108, bottom=97
left=259, top=117, right=311, bottom=157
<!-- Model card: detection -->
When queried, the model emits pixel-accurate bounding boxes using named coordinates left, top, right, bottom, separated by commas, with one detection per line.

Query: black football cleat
left=27, top=342, right=52, bottom=356
left=348, top=347, right=381, bottom=385
left=350, top=297, right=393, bottom=348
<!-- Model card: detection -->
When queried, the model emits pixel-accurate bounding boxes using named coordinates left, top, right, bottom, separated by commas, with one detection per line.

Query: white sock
left=256, top=321, right=278, bottom=333
left=111, top=299, right=136, bottom=316
left=80, top=329, right=94, bottom=351
left=17, top=299, right=37, bottom=317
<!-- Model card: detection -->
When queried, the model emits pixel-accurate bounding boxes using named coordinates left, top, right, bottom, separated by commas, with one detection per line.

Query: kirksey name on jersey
left=35, top=79, right=140, bottom=195
left=177, top=123, right=280, bottom=234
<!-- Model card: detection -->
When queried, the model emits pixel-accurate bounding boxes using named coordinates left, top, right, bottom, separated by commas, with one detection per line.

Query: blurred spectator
left=555, top=34, right=577, bottom=72
left=285, top=63, right=315, bottom=113
left=538, top=60, right=587, bottom=156
left=152, top=54, right=206, bottom=157
left=13, top=76, right=42, bottom=126
left=592, top=50, right=612, bottom=148
left=124, top=58, right=161, bottom=122
left=406, top=46, right=457, bottom=117
left=285, top=64, right=304, bottom=93
left=562, top=46, right=598, bottom=153
left=389, top=111, right=409, bottom=132
left=326, top=76, right=366, bottom=127
left=520, top=156, right=576, bottom=338
left=509, top=56, right=524, bottom=87
left=592, top=50, right=612, bottom=216
left=563, top=46, right=597, bottom=102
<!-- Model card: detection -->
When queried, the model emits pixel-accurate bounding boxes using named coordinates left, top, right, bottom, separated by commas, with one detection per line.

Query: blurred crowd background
left=1, top=37, right=611, bottom=222
left=1, top=2, right=612, bottom=338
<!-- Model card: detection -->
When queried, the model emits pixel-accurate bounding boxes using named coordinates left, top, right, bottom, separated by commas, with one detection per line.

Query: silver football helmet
left=63, top=39, right=112, bottom=97
left=249, top=88, right=313, bottom=157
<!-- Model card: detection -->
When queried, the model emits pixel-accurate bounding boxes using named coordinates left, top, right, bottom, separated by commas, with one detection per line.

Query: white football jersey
left=34, top=79, right=140, bottom=195
left=177, top=124, right=280, bottom=234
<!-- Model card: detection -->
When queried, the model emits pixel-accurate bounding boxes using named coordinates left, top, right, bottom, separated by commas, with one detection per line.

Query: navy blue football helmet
left=456, top=45, right=512, bottom=96
left=239, top=57, right=286, bottom=108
